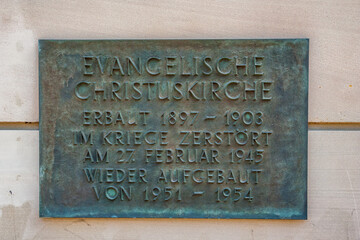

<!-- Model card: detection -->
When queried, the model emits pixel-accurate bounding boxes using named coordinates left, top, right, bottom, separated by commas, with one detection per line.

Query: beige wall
left=0, top=0, right=359, bottom=239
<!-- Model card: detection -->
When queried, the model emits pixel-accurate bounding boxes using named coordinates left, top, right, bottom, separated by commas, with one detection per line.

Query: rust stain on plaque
left=39, top=39, right=308, bottom=219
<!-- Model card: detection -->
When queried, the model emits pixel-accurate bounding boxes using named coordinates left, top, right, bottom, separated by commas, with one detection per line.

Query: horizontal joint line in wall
left=0, top=122, right=360, bottom=131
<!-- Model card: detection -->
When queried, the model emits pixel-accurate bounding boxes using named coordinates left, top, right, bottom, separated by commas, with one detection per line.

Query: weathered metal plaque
left=39, top=39, right=308, bottom=219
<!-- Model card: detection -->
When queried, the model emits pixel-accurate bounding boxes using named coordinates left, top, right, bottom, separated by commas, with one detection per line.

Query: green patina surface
left=39, top=39, right=308, bottom=219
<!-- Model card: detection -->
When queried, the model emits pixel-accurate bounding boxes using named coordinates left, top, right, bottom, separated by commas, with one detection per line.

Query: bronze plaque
left=39, top=39, right=308, bottom=219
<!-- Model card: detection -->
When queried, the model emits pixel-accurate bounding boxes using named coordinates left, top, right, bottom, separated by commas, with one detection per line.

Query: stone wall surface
left=0, top=0, right=359, bottom=239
